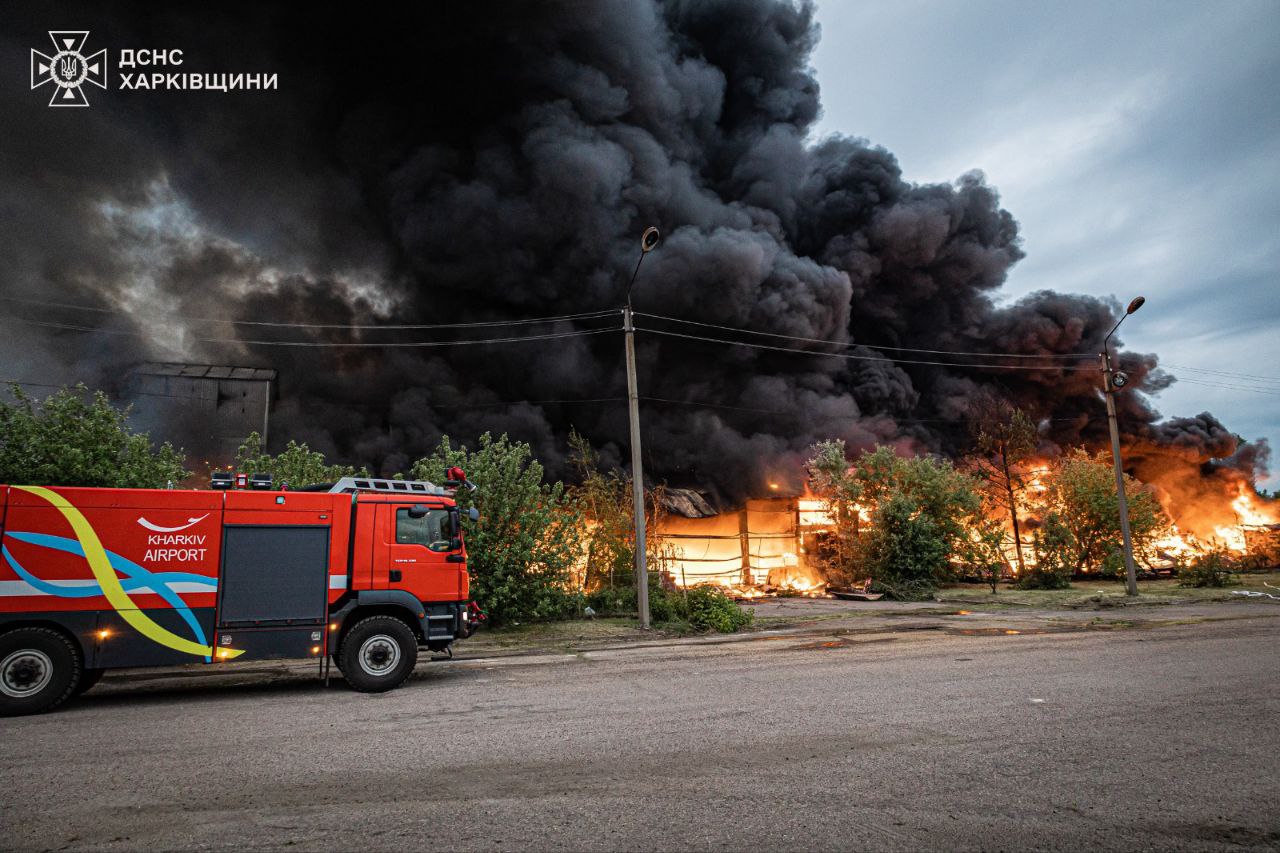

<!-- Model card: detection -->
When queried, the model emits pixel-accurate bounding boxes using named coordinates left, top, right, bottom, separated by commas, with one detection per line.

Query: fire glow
left=655, top=496, right=831, bottom=598
left=654, top=465, right=1278, bottom=595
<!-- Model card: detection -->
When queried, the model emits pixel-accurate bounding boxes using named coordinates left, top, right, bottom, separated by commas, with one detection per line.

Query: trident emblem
left=30, top=31, right=107, bottom=107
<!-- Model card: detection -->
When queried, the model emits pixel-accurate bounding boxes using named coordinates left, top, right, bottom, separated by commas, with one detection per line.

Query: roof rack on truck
left=326, top=477, right=450, bottom=496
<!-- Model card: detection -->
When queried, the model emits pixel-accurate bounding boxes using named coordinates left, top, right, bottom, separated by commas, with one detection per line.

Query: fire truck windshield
left=395, top=508, right=453, bottom=551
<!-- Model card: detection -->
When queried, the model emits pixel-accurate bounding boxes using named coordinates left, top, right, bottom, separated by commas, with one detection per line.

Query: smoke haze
left=0, top=1, right=1267, bottom=508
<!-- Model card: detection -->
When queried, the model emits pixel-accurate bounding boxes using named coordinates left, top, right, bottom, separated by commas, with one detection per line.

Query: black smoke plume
left=0, top=1, right=1267, bottom=508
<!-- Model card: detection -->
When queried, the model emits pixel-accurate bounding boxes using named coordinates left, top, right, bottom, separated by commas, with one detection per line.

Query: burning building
left=656, top=495, right=831, bottom=594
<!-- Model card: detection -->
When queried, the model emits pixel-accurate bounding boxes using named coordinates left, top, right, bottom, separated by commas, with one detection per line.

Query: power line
left=1172, top=377, right=1280, bottom=397
left=0, top=296, right=617, bottom=331
left=641, top=396, right=789, bottom=415
left=1160, top=363, right=1280, bottom=386
left=0, top=316, right=622, bottom=348
left=636, top=326, right=1100, bottom=372
left=636, top=311, right=1095, bottom=360
left=432, top=396, right=627, bottom=409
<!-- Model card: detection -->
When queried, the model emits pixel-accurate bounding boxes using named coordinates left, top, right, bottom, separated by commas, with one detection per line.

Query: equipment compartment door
left=218, top=526, right=329, bottom=624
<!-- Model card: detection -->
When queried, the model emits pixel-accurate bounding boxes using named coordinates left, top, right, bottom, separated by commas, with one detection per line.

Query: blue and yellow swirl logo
left=2, top=486, right=242, bottom=660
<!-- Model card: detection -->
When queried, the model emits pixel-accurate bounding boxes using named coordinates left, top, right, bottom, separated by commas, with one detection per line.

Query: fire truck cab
left=0, top=473, right=483, bottom=716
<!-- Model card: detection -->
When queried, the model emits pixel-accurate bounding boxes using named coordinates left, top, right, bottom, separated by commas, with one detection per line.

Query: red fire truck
left=0, top=472, right=483, bottom=716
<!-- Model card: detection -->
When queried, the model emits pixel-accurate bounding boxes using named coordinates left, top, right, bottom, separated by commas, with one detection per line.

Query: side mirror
left=407, top=505, right=429, bottom=519
left=468, top=507, right=480, bottom=523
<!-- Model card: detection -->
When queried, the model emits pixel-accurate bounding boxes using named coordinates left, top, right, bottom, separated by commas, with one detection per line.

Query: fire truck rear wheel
left=337, top=615, right=418, bottom=693
left=0, top=627, right=83, bottom=717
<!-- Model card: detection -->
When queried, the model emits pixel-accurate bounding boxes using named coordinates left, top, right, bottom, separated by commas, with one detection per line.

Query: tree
left=233, top=432, right=367, bottom=488
left=807, top=442, right=984, bottom=597
left=0, top=384, right=188, bottom=488
left=410, top=432, right=582, bottom=625
left=850, top=446, right=983, bottom=561
left=565, top=431, right=670, bottom=593
left=860, top=492, right=950, bottom=595
left=805, top=439, right=867, bottom=587
left=1034, top=449, right=1161, bottom=577
left=967, top=393, right=1038, bottom=578
left=566, top=431, right=636, bottom=592
left=965, top=516, right=1010, bottom=594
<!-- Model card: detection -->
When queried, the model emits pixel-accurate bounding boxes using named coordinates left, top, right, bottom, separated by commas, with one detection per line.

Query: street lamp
left=1101, top=295, right=1145, bottom=596
left=623, top=226, right=660, bottom=628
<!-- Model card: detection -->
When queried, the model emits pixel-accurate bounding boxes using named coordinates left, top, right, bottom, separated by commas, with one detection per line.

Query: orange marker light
left=97, top=629, right=109, bottom=640
left=311, top=645, right=321, bottom=654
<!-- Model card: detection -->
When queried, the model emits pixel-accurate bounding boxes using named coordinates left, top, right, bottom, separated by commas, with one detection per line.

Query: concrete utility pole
left=624, top=226, right=661, bottom=628
left=1101, top=296, right=1145, bottom=597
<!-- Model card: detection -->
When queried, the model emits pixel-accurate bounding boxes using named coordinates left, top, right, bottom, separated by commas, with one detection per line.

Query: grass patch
left=461, top=617, right=672, bottom=655
left=936, top=573, right=1280, bottom=609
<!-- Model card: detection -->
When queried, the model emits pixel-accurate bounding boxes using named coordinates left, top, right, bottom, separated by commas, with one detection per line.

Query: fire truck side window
left=395, top=508, right=453, bottom=552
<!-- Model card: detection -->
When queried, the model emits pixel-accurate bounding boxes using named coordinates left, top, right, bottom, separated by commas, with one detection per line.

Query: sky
left=812, top=0, right=1280, bottom=486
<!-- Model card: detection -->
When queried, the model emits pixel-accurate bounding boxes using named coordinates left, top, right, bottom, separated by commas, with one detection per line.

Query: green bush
left=1178, top=550, right=1235, bottom=588
left=233, top=432, right=367, bottom=487
left=1036, top=450, right=1161, bottom=575
left=806, top=442, right=983, bottom=595
left=682, top=586, right=754, bottom=633
left=410, top=433, right=582, bottom=626
left=585, top=584, right=637, bottom=616
left=1016, top=565, right=1072, bottom=590
left=1023, top=515, right=1074, bottom=589
left=859, top=494, right=950, bottom=597
left=648, top=584, right=687, bottom=624
left=0, top=384, right=189, bottom=488
left=584, top=581, right=752, bottom=633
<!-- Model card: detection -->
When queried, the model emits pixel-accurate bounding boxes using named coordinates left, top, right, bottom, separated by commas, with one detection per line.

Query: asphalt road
left=2, top=610, right=1278, bottom=851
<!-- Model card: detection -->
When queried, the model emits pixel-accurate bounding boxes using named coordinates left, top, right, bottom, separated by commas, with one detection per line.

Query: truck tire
left=0, top=627, right=83, bottom=717
left=337, top=615, right=418, bottom=693
left=73, top=668, right=105, bottom=697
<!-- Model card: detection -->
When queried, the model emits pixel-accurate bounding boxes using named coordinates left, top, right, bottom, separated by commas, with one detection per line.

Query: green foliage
left=1016, top=569, right=1072, bottom=590
left=860, top=493, right=950, bottom=587
left=963, top=517, right=1010, bottom=593
left=850, top=447, right=983, bottom=532
left=806, top=439, right=865, bottom=584
left=681, top=586, right=753, bottom=633
left=647, top=585, right=687, bottom=624
left=566, top=431, right=642, bottom=591
left=1036, top=449, right=1161, bottom=576
left=584, top=584, right=638, bottom=617
left=808, top=442, right=984, bottom=597
left=410, top=432, right=582, bottom=625
left=582, top=576, right=744, bottom=628
left=0, top=384, right=188, bottom=488
left=1023, top=515, right=1074, bottom=589
left=233, top=432, right=367, bottom=488
left=967, top=393, right=1038, bottom=577
left=1177, top=549, right=1235, bottom=588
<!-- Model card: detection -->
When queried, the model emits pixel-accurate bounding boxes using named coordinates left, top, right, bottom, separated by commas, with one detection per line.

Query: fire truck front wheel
left=337, top=615, right=419, bottom=693
left=0, top=626, right=83, bottom=717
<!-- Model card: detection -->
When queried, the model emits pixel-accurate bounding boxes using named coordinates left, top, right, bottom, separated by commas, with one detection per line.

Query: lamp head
left=1126, top=296, right=1145, bottom=315
left=641, top=226, right=660, bottom=253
